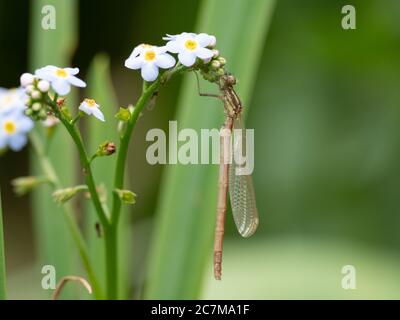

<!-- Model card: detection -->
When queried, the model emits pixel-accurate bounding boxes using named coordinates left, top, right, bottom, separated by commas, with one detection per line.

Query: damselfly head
left=220, top=74, right=237, bottom=89
left=226, top=75, right=237, bottom=85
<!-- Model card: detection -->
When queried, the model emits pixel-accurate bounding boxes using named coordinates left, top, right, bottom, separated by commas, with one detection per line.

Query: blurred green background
left=1, top=0, right=400, bottom=299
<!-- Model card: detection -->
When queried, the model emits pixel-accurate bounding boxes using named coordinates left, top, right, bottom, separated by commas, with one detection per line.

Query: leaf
left=145, top=0, right=276, bottom=299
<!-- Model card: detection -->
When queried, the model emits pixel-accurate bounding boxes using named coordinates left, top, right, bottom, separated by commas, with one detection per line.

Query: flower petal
left=92, top=107, right=105, bottom=122
left=18, top=116, right=34, bottom=132
left=196, top=33, right=213, bottom=46
left=155, top=53, right=176, bottom=69
left=65, top=67, right=79, bottom=75
left=141, top=63, right=159, bottom=82
left=35, top=65, right=57, bottom=81
left=195, top=47, right=214, bottom=60
left=178, top=52, right=196, bottom=67
left=79, top=103, right=93, bottom=115
left=68, top=76, right=86, bottom=88
left=166, top=40, right=182, bottom=53
left=9, top=134, right=27, bottom=151
left=125, top=56, right=144, bottom=70
left=52, top=80, right=71, bottom=96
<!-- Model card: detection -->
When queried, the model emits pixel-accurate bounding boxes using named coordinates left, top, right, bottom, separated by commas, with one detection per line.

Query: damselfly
left=197, top=73, right=259, bottom=280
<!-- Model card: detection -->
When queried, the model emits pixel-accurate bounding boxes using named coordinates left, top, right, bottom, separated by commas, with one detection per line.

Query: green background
left=1, top=0, right=400, bottom=299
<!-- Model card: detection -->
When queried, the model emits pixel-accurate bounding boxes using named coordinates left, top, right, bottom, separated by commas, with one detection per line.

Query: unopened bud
left=31, top=90, right=41, bottom=99
left=12, top=176, right=49, bottom=196
left=37, top=80, right=50, bottom=93
left=212, top=49, right=220, bottom=58
left=20, top=73, right=35, bottom=87
left=208, top=36, right=217, bottom=48
left=211, top=60, right=221, bottom=70
left=218, top=57, right=226, bottom=66
left=25, top=85, right=34, bottom=94
left=97, top=141, right=116, bottom=157
left=32, top=102, right=41, bottom=111
left=114, top=189, right=137, bottom=204
left=216, top=68, right=225, bottom=76
left=52, top=185, right=88, bottom=204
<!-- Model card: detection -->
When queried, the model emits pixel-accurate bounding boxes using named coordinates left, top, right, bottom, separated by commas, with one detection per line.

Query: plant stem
left=105, top=66, right=185, bottom=299
left=30, top=130, right=103, bottom=299
left=45, top=65, right=185, bottom=299
left=47, top=99, right=109, bottom=228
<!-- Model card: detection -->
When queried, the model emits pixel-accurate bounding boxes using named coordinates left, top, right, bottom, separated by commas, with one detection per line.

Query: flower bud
left=12, top=176, right=48, bottom=196
left=20, top=73, right=35, bottom=87
left=212, top=49, right=220, bottom=58
left=25, top=85, right=34, bottom=94
left=39, top=110, right=48, bottom=120
left=31, top=90, right=41, bottom=99
left=32, top=102, right=41, bottom=111
left=218, top=57, right=226, bottom=66
left=208, top=36, right=217, bottom=48
left=37, top=80, right=50, bottom=92
left=97, top=141, right=116, bottom=157
left=216, top=68, right=225, bottom=76
left=52, top=185, right=88, bottom=204
left=114, top=189, right=137, bottom=204
left=211, top=60, right=221, bottom=70
left=115, top=107, right=131, bottom=122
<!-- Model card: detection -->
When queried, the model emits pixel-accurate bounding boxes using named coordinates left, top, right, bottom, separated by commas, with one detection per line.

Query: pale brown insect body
left=213, top=75, right=259, bottom=280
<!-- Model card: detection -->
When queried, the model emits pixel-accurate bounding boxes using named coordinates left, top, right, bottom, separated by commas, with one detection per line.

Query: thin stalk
left=30, top=130, right=103, bottom=299
left=47, top=99, right=109, bottom=228
left=106, top=66, right=185, bottom=299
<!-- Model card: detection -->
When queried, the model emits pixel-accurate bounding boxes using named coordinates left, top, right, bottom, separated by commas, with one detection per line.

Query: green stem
left=47, top=99, right=109, bottom=228
left=71, top=112, right=83, bottom=126
left=104, top=65, right=185, bottom=299
left=30, top=130, right=103, bottom=299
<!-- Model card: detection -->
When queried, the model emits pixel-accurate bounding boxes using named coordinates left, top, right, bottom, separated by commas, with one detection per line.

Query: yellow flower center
left=185, top=39, right=197, bottom=51
left=4, top=120, right=16, bottom=134
left=56, top=68, right=68, bottom=78
left=84, top=99, right=96, bottom=107
left=144, top=50, right=156, bottom=61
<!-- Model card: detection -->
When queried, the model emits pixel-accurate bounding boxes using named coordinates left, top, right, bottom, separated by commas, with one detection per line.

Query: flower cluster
left=0, top=87, right=33, bottom=151
left=20, top=67, right=87, bottom=121
left=125, top=32, right=221, bottom=82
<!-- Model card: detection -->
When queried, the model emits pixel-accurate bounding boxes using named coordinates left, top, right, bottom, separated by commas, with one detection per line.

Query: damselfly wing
left=229, top=116, right=259, bottom=238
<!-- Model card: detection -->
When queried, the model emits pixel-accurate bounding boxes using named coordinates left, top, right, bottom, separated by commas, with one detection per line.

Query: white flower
left=0, top=88, right=26, bottom=115
left=35, top=66, right=86, bottom=96
left=165, top=32, right=215, bottom=67
left=79, top=99, right=105, bottom=122
left=0, top=111, right=34, bottom=151
left=125, top=44, right=176, bottom=82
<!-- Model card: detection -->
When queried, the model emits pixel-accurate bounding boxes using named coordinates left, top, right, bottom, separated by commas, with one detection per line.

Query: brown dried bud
left=97, top=141, right=116, bottom=157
